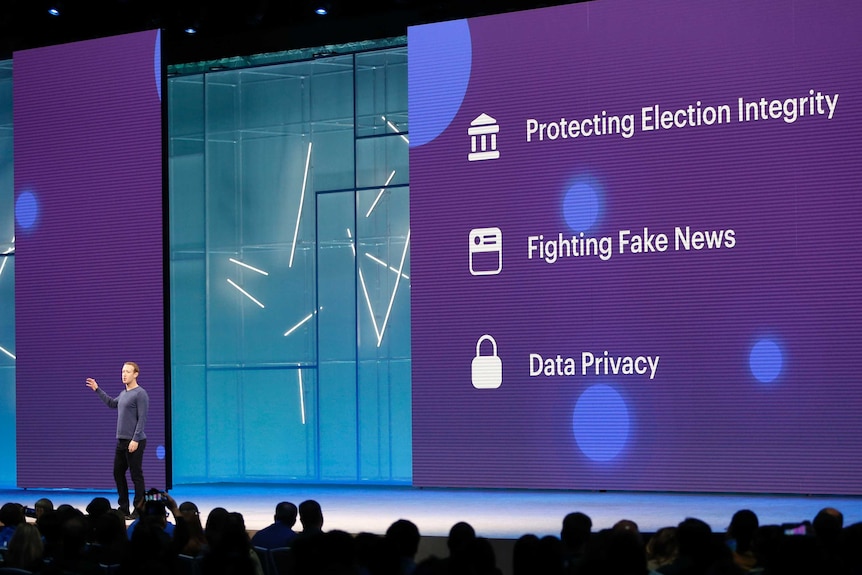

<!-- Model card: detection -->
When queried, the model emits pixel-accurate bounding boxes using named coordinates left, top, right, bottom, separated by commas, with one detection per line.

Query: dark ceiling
left=0, top=0, right=579, bottom=64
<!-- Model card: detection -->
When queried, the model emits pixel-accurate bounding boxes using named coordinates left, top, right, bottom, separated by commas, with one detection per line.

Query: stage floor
left=3, top=483, right=861, bottom=539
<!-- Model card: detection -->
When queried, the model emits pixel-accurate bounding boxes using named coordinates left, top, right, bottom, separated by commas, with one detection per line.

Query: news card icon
left=469, top=227, right=502, bottom=276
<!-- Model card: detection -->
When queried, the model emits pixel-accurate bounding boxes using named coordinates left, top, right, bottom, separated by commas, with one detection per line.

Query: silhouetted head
left=448, top=521, right=476, bottom=557
left=562, top=512, right=593, bottom=550
left=813, top=507, right=844, bottom=551
left=275, top=501, right=298, bottom=527
left=386, top=519, right=420, bottom=558
left=728, top=509, right=759, bottom=552
left=299, top=499, right=324, bottom=531
left=0, top=502, right=25, bottom=527
left=86, top=497, right=112, bottom=519
left=34, top=498, right=54, bottom=518
left=677, top=517, right=713, bottom=562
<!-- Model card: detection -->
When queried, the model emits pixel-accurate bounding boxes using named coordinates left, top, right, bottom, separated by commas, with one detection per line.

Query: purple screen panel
left=409, top=0, right=862, bottom=493
left=14, top=30, right=166, bottom=489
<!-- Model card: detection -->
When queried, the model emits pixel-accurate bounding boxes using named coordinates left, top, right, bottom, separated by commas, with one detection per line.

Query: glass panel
left=355, top=182, right=410, bottom=482
left=355, top=185, right=411, bottom=360
left=166, top=44, right=411, bottom=484
left=0, top=59, right=14, bottom=487
left=171, top=364, right=207, bottom=480
left=169, top=73, right=207, bottom=484
left=318, top=191, right=358, bottom=479
left=355, top=134, right=409, bottom=190
left=355, top=49, right=408, bottom=138
left=242, top=368, right=316, bottom=479
left=205, top=370, right=242, bottom=478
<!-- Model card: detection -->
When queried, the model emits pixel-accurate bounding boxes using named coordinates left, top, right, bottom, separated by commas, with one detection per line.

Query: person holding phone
left=86, top=362, right=149, bottom=519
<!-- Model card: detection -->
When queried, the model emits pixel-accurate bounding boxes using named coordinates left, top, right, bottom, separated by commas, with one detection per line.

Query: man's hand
left=85, top=378, right=99, bottom=391
left=129, top=440, right=139, bottom=453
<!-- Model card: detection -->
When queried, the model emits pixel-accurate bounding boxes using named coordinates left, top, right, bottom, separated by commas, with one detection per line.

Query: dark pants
left=114, top=438, right=146, bottom=513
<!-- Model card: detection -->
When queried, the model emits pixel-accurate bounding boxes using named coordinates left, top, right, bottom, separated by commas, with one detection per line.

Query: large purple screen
left=14, top=30, right=166, bottom=489
left=409, top=0, right=862, bottom=493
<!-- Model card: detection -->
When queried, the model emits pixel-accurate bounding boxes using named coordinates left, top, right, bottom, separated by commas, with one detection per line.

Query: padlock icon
left=471, top=334, right=502, bottom=389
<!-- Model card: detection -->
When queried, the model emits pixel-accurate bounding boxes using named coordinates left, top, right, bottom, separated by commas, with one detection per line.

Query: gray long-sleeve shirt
left=96, top=386, right=149, bottom=442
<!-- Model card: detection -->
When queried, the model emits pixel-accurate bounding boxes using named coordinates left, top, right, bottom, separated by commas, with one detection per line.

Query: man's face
left=122, top=363, right=137, bottom=384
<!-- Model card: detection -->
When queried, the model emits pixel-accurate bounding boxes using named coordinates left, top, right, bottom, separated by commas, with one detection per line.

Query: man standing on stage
left=86, top=361, right=149, bottom=519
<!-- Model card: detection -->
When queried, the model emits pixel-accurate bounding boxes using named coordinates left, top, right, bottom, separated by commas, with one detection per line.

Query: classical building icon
left=468, top=113, right=500, bottom=161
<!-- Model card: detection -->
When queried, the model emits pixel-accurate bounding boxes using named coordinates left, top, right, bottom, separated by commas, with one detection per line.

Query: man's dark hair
left=0, top=502, right=25, bottom=527
left=728, top=509, right=759, bottom=553
left=298, top=499, right=323, bottom=531
left=86, top=497, right=111, bottom=518
left=386, top=519, right=420, bottom=558
left=562, top=511, right=593, bottom=548
left=35, top=498, right=54, bottom=513
left=275, top=501, right=298, bottom=526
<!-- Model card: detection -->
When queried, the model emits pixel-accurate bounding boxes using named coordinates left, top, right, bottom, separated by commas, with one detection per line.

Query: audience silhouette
left=1, top=497, right=860, bottom=575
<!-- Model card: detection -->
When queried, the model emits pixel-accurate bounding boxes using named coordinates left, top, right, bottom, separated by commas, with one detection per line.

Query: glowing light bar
left=289, top=142, right=313, bottom=268
left=381, top=115, right=409, bottom=144
left=365, top=170, right=397, bottom=218
left=226, top=278, right=265, bottom=308
left=377, top=229, right=410, bottom=347
left=365, top=252, right=410, bottom=280
left=0, top=345, right=15, bottom=360
left=229, top=257, right=269, bottom=276
left=298, top=370, right=307, bottom=424
left=283, top=313, right=314, bottom=337
left=358, top=267, right=382, bottom=342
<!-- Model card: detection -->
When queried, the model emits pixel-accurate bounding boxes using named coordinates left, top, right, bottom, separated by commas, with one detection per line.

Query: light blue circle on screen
left=156, top=445, right=166, bottom=460
left=154, top=30, right=162, bottom=101
left=750, top=339, right=782, bottom=382
left=16, top=191, right=38, bottom=230
left=407, top=19, right=472, bottom=147
left=563, top=177, right=602, bottom=232
left=572, top=384, right=630, bottom=462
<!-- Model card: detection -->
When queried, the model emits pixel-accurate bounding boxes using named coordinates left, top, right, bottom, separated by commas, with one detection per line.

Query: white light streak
left=0, top=235, right=10, bottom=279
left=289, top=141, right=313, bottom=268
left=347, top=228, right=355, bottom=257
left=283, top=313, right=314, bottom=337
left=377, top=229, right=410, bottom=347
left=229, top=258, right=269, bottom=276
left=282, top=307, right=323, bottom=337
left=0, top=345, right=15, bottom=360
left=298, top=370, right=306, bottom=425
left=226, top=278, right=265, bottom=308
left=358, top=266, right=382, bottom=343
left=382, top=115, right=409, bottom=144
left=365, top=252, right=409, bottom=280
left=365, top=170, right=397, bottom=218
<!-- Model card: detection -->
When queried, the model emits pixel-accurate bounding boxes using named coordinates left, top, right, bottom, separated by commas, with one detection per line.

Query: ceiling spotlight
left=315, top=5, right=329, bottom=16
left=48, top=6, right=62, bottom=16
left=184, top=23, right=199, bottom=34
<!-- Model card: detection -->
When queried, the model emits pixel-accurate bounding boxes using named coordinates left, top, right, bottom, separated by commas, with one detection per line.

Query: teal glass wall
left=0, top=59, right=14, bottom=486
left=168, top=46, right=411, bottom=483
